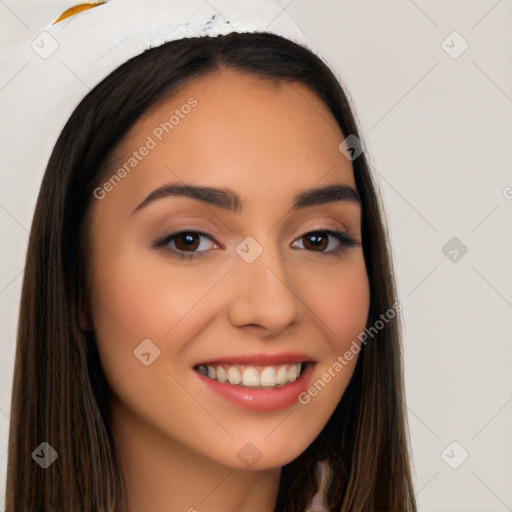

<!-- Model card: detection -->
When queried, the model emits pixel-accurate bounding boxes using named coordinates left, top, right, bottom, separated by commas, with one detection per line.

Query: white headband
left=2, top=0, right=316, bottom=185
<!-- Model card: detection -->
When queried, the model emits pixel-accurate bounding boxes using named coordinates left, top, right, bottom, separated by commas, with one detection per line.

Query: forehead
left=97, top=68, right=355, bottom=215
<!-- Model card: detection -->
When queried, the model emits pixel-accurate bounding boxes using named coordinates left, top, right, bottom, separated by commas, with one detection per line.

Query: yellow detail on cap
left=53, top=2, right=106, bottom=24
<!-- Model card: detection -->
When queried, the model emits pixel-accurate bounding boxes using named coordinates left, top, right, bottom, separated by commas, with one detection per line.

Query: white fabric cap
left=1, top=0, right=316, bottom=191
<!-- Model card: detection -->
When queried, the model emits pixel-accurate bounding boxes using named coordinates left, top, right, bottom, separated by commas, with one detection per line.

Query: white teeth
left=216, top=365, right=227, bottom=383
left=259, top=366, right=276, bottom=387
left=242, top=367, right=260, bottom=387
left=287, top=365, right=299, bottom=382
left=227, top=366, right=242, bottom=384
left=276, top=366, right=288, bottom=385
left=197, top=362, right=305, bottom=388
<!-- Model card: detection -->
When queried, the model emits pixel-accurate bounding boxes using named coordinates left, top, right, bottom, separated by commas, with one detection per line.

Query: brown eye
left=291, top=229, right=359, bottom=255
left=174, top=232, right=201, bottom=252
left=152, top=230, right=219, bottom=261
left=302, top=232, right=329, bottom=251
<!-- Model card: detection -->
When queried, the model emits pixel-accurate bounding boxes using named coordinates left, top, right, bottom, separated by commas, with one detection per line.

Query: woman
left=6, top=31, right=417, bottom=511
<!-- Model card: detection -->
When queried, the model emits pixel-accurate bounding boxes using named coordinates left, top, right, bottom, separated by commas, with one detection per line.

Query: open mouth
left=193, top=362, right=311, bottom=389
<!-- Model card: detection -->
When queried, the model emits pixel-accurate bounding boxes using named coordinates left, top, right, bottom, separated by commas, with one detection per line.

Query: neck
left=109, top=396, right=281, bottom=512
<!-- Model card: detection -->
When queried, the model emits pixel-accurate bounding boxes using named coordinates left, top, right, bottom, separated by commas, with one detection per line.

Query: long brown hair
left=6, top=32, right=417, bottom=511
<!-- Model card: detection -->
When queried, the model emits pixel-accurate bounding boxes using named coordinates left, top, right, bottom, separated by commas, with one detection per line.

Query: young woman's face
left=87, top=68, right=370, bottom=470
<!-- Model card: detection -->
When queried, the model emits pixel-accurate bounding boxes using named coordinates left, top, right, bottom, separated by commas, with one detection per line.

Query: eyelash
left=152, top=229, right=360, bottom=261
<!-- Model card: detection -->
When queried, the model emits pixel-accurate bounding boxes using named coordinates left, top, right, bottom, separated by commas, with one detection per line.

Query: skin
left=85, top=68, right=370, bottom=512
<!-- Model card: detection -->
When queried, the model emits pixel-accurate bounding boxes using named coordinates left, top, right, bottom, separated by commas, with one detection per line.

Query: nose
left=227, top=239, right=304, bottom=336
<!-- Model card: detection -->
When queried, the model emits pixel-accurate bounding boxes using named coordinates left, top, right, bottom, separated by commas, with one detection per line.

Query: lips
left=194, top=360, right=315, bottom=412
left=191, top=352, right=316, bottom=410
left=193, top=351, right=316, bottom=367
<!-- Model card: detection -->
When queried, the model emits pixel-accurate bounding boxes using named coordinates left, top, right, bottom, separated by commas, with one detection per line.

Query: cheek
left=299, top=254, right=370, bottom=350
left=290, top=256, right=369, bottom=432
left=89, top=244, right=227, bottom=378
left=91, top=247, right=205, bottom=335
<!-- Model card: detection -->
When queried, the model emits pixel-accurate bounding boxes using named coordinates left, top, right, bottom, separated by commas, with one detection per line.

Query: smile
left=193, top=362, right=309, bottom=389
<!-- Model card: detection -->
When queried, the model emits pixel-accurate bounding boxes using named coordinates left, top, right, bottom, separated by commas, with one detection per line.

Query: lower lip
left=194, top=364, right=315, bottom=412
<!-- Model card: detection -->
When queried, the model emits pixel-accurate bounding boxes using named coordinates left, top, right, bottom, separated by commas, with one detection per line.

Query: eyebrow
left=131, top=182, right=361, bottom=215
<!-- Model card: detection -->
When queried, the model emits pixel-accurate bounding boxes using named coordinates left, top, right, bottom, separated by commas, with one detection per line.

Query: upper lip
left=194, top=352, right=316, bottom=367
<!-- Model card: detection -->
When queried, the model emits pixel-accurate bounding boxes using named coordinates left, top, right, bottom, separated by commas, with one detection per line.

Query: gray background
left=1, top=1, right=511, bottom=510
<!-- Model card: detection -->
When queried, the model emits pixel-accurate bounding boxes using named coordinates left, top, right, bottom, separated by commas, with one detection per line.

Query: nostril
left=53, top=2, right=107, bottom=24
